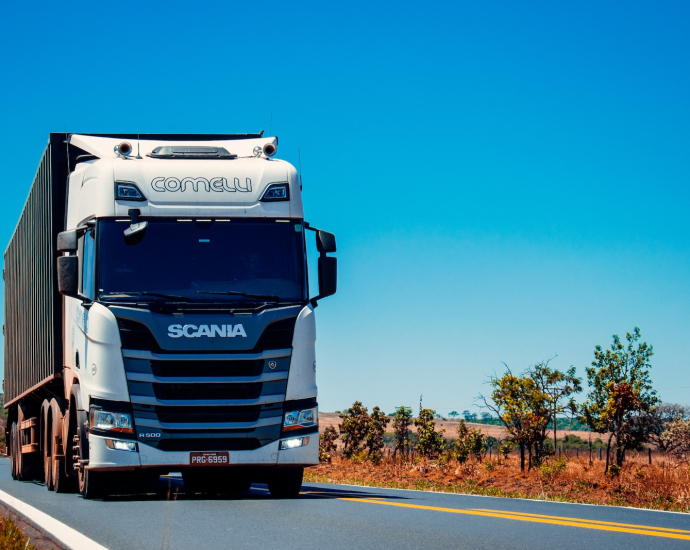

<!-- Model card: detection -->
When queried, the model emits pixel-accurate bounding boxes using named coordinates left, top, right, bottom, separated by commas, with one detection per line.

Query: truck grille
left=121, top=346, right=292, bottom=452
left=153, top=383, right=262, bottom=401
left=151, top=359, right=263, bottom=378
left=155, top=405, right=262, bottom=424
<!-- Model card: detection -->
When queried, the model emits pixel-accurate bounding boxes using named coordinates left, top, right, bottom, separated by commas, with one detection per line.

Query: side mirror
left=57, top=256, right=79, bottom=297
left=308, top=227, right=337, bottom=307
left=318, top=256, right=337, bottom=299
left=316, top=231, right=336, bottom=254
left=124, top=221, right=148, bottom=245
left=57, top=230, right=78, bottom=253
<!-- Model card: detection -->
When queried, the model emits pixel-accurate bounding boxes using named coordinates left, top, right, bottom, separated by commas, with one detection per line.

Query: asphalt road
left=0, top=458, right=688, bottom=550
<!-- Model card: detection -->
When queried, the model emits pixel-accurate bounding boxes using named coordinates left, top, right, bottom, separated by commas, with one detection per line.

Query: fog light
left=280, top=437, right=309, bottom=450
left=105, top=439, right=137, bottom=452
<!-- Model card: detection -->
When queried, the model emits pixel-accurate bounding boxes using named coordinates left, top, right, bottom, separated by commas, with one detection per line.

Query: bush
left=453, top=420, right=486, bottom=463
left=392, top=406, right=413, bottom=458
left=539, top=457, right=567, bottom=481
left=366, top=407, right=390, bottom=463
left=319, top=426, right=338, bottom=462
left=339, top=402, right=370, bottom=458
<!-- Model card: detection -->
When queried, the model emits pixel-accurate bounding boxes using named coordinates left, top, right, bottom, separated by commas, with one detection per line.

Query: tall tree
left=580, top=327, right=659, bottom=472
left=528, top=359, right=582, bottom=451
left=479, top=367, right=550, bottom=470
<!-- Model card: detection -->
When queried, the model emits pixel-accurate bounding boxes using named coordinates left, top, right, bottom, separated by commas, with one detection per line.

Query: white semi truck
left=3, top=133, right=337, bottom=499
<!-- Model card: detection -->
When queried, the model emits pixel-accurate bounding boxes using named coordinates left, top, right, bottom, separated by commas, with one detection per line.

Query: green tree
left=339, top=401, right=370, bottom=458
left=365, top=406, right=390, bottom=463
left=528, top=359, right=582, bottom=453
left=448, top=411, right=459, bottom=420
left=480, top=367, right=550, bottom=470
left=580, top=327, right=659, bottom=473
left=392, top=406, right=413, bottom=458
left=415, top=408, right=446, bottom=458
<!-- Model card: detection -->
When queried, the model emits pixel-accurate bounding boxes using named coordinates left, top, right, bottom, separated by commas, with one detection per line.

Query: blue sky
left=1, top=1, right=688, bottom=414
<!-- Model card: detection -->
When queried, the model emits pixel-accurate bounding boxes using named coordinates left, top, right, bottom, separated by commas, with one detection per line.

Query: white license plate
left=190, top=451, right=230, bottom=465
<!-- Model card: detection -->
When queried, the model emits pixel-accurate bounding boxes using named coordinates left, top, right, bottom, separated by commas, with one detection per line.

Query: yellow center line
left=470, top=508, right=690, bottom=534
left=339, top=498, right=690, bottom=541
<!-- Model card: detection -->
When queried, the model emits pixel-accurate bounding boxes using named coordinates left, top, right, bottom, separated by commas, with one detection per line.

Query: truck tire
left=10, top=422, right=18, bottom=480
left=48, top=399, right=75, bottom=493
left=267, top=467, right=304, bottom=498
left=41, top=400, right=53, bottom=491
left=80, top=469, right=109, bottom=500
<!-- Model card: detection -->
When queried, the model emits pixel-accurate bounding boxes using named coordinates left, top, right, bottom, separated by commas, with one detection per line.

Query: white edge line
left=0, top=489, right=109, bottom=550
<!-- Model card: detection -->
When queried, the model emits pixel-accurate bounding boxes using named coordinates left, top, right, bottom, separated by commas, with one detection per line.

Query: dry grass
left=305, top=453, right=690, bottom=512
left=0, top=514, right=38, bottom=550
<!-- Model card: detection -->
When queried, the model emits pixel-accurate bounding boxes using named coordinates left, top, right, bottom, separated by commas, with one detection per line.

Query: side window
left=82, top=229, right=95, bottom=300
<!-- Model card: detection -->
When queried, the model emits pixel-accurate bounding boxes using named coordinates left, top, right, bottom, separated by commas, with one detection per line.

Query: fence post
left=558, top=447, right=561, bottom=458
left=648, top=448, right=652, bottom=465
left=599, top=448, right=602, bottom=461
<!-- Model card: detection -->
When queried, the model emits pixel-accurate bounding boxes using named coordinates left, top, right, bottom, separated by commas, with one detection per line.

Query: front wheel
left=79, top=469, right=109, bottom=500
left=267, top=467, right=303, bottom=498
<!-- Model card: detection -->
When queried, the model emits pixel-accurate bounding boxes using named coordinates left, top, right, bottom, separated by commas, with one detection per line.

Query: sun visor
left=68, top=134, right=278, bottom=160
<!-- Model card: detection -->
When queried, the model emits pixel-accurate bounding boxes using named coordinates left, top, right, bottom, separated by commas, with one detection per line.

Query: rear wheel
left=42, top=401, right=53, bottom=491
left=267, top=467, right=303, bottom=498
left=10, top=422, right=18, bottom=480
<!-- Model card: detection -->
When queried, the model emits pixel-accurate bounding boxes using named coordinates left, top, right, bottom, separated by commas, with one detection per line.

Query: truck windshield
left=97, top=218, right=306, bottom=304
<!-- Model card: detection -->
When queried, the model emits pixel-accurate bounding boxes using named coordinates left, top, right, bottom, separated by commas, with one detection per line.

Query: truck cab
left=5, top=133, right=337, bottom=498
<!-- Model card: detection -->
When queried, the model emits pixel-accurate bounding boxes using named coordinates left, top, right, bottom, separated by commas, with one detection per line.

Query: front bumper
left=87, top=432, right=318, bottom=471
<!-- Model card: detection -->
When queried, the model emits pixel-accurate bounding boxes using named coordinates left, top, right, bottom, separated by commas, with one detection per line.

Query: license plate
left=190, top=452, right=230, bottom=466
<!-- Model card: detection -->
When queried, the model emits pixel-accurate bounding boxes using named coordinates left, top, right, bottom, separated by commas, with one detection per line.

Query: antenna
left=298, top=147, right=303, bottom=190
left=136, top=134, right=142, bottom=159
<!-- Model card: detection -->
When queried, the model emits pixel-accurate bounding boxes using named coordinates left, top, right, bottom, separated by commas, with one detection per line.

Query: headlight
left=90, top=407, right=134, bottom=433
left=283, top=407, right=318, bottom=431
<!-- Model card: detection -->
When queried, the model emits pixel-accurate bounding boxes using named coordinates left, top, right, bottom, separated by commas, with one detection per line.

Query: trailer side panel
left=4, top=135, right=68, bottom=405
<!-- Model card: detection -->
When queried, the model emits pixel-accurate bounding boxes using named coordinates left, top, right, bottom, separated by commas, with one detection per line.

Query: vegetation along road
left=0, top=459, right=688, bottom=550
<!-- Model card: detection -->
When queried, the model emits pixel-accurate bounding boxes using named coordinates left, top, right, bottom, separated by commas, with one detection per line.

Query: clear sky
left=1, top=1, right=688, bottom=415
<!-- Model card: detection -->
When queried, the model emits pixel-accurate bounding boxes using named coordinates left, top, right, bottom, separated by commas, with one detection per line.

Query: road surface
left=0, top=458, right=688, bottom=549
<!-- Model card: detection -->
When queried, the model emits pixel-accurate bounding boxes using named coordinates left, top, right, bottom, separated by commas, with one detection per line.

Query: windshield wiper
left=103, top=291, right=194, bottom=302
left=196, top=290, right=281, bottom=302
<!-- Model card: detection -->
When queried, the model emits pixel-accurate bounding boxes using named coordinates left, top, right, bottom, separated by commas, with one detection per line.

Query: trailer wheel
left=41, top=401, right=53, bottom=491
left=267, top=467, right=304, bottom=498
left=10, top=422, right=18, bottom=480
